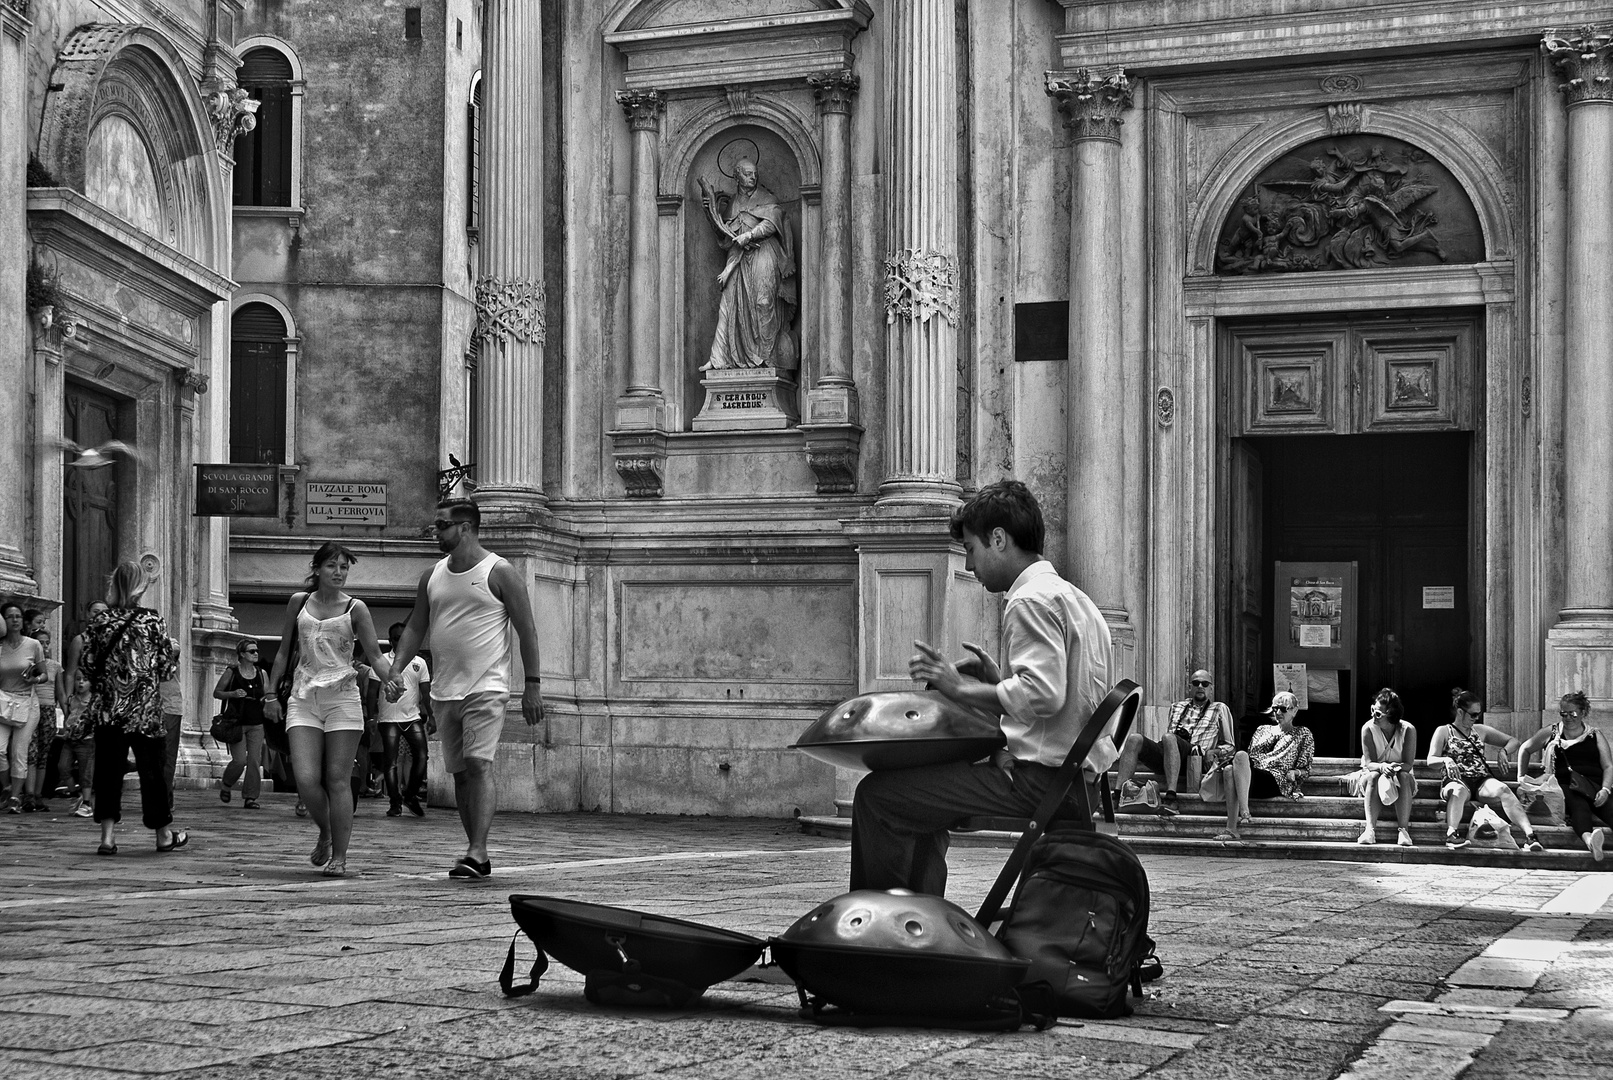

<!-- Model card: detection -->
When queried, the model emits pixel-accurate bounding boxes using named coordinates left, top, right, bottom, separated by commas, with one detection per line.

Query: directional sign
left=306, top=481, right=387, bottom=526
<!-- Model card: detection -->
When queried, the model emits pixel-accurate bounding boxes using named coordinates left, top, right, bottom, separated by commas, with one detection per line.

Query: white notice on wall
left=1298, top=624, right=1331, bottom=648
left=1273, top=663, right=1309, bottom=710
left=1422, top=586, right=1455, bottom=610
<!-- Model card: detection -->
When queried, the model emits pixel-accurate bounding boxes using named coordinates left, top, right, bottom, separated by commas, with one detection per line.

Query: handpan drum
left=790, top=690, right=1005, bottom=771
left=770, top=889, right=1030, bottom=1020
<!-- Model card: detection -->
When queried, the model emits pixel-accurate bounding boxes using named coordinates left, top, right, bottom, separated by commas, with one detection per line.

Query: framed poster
left=1273, top=561, right=1357, bottom=671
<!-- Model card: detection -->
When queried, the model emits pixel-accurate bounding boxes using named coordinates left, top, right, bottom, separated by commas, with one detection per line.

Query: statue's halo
left=718, top=138, right=761, bottom=179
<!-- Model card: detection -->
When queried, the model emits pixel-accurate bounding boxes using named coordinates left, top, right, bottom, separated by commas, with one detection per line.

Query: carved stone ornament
left=1544, top=27, right=1613, bottom=104
left=1044, top=68, right=1132, bottom=143
left=725, top=86, right=753, bottom=117
left=175, top=367, right=210, bottom=396
left=615, top=457, right=664, bottom=497
left=616, top=88, right=664, bottom=132
left=5, top=1, right=30, bottom=18
left=1320, top=74, right=1363, bottom=94
left=807, top=449, right=856, bottom=493
left=1326, top=102, right=1363, bottom=135
left=1156, top=387, right=1174, bottom=427
left=883, top=248, right=959, bottom=325
left=1216, top=134, right=1484, bottom=275
left=203, top=85, right=259, bottom=155
left=807, top=70, right=859, bottom=115
left=474, top=275, right=546, bottom=347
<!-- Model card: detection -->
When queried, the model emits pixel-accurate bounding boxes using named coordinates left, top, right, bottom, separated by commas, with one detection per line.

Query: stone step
left=796, top=815, right=1611, bottom=871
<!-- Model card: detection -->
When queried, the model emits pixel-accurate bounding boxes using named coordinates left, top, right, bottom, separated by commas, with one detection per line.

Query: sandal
left=311, top=835, right=331, bottom=867
left=322, top=858, right=347, bottom=878
left=1237, top=812, right=1253, bottom=825
left=1211, top=831, right=1239, bottom=843
left=294, top=800, right=308, bottom=819
left=155, top=829, right=189, bottom=852
left=448, top=856, right=491, bottom=880
left=96, top=842, right=117, bottom=856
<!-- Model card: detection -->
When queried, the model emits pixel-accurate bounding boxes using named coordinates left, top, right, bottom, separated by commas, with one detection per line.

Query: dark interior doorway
left=63, top=381, right=125, bottom=639
left=1243, top=432, right=1473, bottom=756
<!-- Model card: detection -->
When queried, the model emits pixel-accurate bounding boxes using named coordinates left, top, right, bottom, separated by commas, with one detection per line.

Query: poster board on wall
left=1274, top=561, right=1357, bottom=670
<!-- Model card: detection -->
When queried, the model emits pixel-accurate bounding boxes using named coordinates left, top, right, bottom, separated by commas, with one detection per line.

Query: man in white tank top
left=385, top=499, right=543, bottom=879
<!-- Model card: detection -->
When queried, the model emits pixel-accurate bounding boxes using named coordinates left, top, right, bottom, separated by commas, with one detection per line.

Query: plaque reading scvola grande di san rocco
left=305, top=481, right=387, bottom=526
left=194, top=465, right=278, bottom=517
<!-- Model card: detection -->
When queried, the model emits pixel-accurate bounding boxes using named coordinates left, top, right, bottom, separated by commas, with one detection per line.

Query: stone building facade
left=10, top=1, right=1612, bottom=816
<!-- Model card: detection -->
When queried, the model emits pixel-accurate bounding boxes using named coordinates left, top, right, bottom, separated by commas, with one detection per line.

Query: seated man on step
left=850, top=480, right=1116, bottom=898
left=1113, top=668, right=1234, bottom=809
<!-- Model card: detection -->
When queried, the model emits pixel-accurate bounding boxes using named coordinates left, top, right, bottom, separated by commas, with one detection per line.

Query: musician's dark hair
left=949, top=481, right=1045, bottom=555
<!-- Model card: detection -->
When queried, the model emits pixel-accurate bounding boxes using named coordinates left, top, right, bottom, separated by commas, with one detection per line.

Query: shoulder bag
left=209, top=667, right=244, bottom=745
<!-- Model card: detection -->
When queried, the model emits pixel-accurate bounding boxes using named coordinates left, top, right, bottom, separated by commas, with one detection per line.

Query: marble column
left=1047, top=68, right=1135, bottom=659
left=610, top=89, right=669, bottom=498
left=801, top=70, right=862, bottom=494
left=1545, top=28, right=1613, bottom=706
left=879, top=0, right=960, bottom=507
left=0, top=5, right=35, bottom=599
left=474, top=0, right=546, bottom=520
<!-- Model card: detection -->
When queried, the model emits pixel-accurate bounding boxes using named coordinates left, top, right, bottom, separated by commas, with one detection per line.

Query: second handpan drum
left=790, top=690, right=1005, bottom=771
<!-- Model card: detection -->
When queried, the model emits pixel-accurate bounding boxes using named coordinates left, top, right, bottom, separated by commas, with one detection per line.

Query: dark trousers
left=1564, top=788, right=1613, bottom=836
left=380, top=721, right=427, bottom=804
left=93, top=727, right=172, bottom=830
left=163, top=713, right=181, bottom=810
left=849, top=759, right=1089, bottom=898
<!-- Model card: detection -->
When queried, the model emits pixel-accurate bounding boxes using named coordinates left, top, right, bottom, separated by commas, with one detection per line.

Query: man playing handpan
left=849, top=480, right=1114, bottom=897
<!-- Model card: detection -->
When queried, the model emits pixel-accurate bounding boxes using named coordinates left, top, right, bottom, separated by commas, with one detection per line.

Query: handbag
left=1198, top=765, right=1227, bottom=803
left=209, top=716, right=243, bottom=744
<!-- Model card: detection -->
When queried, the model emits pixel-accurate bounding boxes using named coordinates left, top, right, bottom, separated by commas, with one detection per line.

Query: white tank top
left=292, top=598, right=356, bottom=699
left=427, top=552, right=512, bottom=700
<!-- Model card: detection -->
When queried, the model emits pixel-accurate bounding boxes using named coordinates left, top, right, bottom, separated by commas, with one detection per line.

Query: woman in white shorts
left=263, top=542, right=390, bottom=877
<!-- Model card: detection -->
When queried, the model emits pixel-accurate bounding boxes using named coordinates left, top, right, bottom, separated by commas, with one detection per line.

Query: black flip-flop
left=96, top=842, right=117, bottom=856
left=448, top=856, right=491, bottom=880
left=156, top=830, right=189, bottom=852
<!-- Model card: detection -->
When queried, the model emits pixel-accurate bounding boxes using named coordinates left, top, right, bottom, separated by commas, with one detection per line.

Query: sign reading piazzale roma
left=305, top=481, right=387, bottom=526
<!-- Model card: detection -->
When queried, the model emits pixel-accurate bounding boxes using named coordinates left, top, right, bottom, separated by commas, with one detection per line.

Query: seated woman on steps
left=1354, top=688, right=1417, bottom=848
left=1428, top=688, right=1543, bottom=852
left=1216, top=691, right=1314, bottom=844
left=1516, top=691, right=1612, bottom=862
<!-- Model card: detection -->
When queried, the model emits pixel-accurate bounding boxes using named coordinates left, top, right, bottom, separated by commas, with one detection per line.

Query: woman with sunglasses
left=1355, top=688, right=1417, bottom=847
left=1222, top=691, right=1314, bottom=841
left=1428, top=688, right=1542, bottom=851
left=214, top=638, right=267, bottom=809
left=1516, top=691, right=1612, bottom=860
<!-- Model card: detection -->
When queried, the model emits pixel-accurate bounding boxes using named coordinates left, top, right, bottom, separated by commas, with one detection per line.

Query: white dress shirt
left=992, top=560, right=1115, bottom=769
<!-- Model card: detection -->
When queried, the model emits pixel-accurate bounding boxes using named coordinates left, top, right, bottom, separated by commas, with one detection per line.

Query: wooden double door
left=1223, top=313, right=1481, bottom=756
left=63, top=382, right=125, bottom=636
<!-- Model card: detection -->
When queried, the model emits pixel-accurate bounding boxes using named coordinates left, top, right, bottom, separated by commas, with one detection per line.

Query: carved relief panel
left=1234, top=328, right=1347, bottom=434
left=1359, top=321, right=1473, bottom=432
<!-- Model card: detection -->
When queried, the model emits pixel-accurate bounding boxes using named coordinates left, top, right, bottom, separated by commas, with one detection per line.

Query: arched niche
left=37, top=24, right=224, bottom=266
left=1214, top=134, right=1485, bottom=275
left=1190, top=108, right=1514, bottom=276
left=680, top=124, right=805, bottom=423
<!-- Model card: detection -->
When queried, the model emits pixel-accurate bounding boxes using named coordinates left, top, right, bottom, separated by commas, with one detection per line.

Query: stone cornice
left=605, top=4, right=872, bottom=90
left=1052, top=0, right=1613, bottom=72
left=1545, top=26, right=1613, bottom=104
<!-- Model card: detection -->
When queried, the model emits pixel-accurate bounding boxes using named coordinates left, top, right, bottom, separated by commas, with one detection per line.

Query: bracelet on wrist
left=524, top=676, right=542, bottom=684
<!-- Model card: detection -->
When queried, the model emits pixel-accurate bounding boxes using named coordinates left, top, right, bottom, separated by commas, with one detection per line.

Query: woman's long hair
left=303, top=542, right=360, bottom=591
left=106, top=561, right=147, bottom=608
left=1450, top=687, right=1482, bottom=720
left=1372, top=687, right=1403, bottom=722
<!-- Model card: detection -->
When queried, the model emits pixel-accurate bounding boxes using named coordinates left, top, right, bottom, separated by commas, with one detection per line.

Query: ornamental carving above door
left=1215, top=135, right=1484, bottom=274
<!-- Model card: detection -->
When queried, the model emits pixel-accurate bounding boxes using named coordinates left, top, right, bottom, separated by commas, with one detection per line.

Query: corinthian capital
left=616, top=89, right=664, bottom=132
left=1545, top=27, right=1613, bottom=105
left=1045, top=68, right=1132, bottom=142
left=807, top=70, right=860, bottom=115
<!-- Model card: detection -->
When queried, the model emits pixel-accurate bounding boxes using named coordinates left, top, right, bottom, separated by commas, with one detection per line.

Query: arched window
left=467, top=73, right=481, bottom=236
left=234, top=46, right=295, bottom=207
left=231, top=302, right=289, bottom=464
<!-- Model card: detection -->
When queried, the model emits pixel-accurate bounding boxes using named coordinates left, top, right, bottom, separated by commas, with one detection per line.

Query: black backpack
left=998, top=830, right=1155, bottom=1019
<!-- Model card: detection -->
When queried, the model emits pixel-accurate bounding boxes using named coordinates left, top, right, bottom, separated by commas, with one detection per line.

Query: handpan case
left=506, top=895, right=764, bottom=1007
left=769, top=890, right=1030, bottom=1024
left=790, top=690, right=1006, bottom=771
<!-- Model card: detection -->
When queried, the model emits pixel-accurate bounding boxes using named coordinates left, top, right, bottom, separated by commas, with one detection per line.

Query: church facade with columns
left=9, top=1, right=1613, bottom=816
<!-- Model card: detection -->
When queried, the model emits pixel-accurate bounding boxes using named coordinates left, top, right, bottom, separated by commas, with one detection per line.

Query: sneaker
left=2, top=796, right=20, bottom=814
left=220, top=785, right=231, bottom=803
left=1446, top=831, right=1470, bottom=850
left=1590, top=828, right=1606, bottom=863
left=1356, top=827, right=1376, bottom=845
left=386, top=802, right=402, bottom=817
left=53, top=786, right=71, bottom=798
left=1523, top=835, right=1544, bottom=853
left=72, top=800, right=92, bottom=818
left=1397, top=829, right=1414, bottom=848
left=404, top=795, right=425, bottom=817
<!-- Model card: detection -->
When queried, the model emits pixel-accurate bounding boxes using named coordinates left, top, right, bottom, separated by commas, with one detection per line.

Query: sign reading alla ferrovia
left=194, top=465, right=278, bottom=517
left=306, top=481, right=387, bottom=526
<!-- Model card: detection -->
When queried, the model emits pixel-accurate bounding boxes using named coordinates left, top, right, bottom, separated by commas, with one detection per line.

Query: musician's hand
left=909, top=640, right=962, bottom=696
left=956, top=642, right=1001, bottom=685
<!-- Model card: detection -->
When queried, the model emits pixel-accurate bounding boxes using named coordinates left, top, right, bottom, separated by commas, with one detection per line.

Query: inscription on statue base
left=692, top=367, right=798, bottom=431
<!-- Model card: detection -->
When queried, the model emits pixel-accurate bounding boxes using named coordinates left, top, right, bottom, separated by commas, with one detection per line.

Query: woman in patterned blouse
left=1223, top=691, right=1316, bottom=838
left=64, top=561, right=188, bottom=856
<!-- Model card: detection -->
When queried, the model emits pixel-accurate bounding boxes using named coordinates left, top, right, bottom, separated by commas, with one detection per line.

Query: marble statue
left=698, top=159, right=797, bottom=371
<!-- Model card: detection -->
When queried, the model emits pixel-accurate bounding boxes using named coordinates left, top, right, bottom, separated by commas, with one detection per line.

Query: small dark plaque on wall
left=1014, top=301, right=1069, bottom=362
left=195, top=465, right=278, bottom=517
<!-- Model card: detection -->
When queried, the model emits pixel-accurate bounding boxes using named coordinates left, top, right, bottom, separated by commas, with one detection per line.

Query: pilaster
left=475, top=0, right=547, bottom=523
left=610, top=87, right=670, bottom=498
left=1046, top=67, right=1136, bottom=671
left=802, top=68, right=863, bottom=494
left=1544, top=27, right=1613, bottom=710
left=0, top=5, right=32, bottom=599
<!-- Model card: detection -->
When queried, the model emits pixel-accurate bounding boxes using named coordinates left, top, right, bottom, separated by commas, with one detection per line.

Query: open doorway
left=1237, top=432, right=1475, bottom=756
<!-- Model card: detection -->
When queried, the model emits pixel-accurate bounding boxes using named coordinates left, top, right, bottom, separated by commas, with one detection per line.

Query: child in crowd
left=23, top=628, right=65, bottom=812
left=61, top=672, right=94, bottom=817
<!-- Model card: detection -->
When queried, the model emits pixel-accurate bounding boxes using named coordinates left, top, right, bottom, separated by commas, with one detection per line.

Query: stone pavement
left=2, top=789, right=1611, bottom=1079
